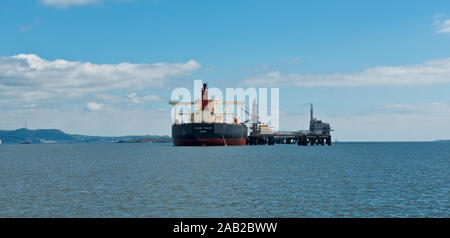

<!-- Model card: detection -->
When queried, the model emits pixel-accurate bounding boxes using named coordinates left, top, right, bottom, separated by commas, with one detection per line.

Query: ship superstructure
left=169, top=83, right=247, bottom=146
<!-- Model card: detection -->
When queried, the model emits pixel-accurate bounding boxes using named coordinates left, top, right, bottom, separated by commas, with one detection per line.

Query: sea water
left=0, top=142, right=448, bottom=217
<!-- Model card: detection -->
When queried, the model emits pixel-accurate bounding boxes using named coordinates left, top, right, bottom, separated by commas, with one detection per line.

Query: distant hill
left=0, top=128, right=171, bottom=144
left=0, top=128, right=77, bottom=144
left=117, top=136, right=171, bottom=143
left=433, top=140, right=450, bottom=143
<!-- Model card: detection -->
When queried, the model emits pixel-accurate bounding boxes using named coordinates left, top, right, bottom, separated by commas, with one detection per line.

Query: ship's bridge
left=169, top=83, right=245, bottom=124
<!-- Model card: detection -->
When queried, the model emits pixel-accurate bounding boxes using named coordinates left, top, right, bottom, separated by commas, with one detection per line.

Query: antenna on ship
left=309, top=103, right=314, bottom=131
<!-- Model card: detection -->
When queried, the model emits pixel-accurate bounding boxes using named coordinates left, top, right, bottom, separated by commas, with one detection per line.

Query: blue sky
left=0, top=0, right=450, bottom=140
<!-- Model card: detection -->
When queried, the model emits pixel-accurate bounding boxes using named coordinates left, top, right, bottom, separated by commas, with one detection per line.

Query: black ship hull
left=172, top=123, right=247, bottom=146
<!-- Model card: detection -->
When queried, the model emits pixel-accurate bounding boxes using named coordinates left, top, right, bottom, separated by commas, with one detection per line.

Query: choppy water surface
left=0, top=142, right=449, bottom=217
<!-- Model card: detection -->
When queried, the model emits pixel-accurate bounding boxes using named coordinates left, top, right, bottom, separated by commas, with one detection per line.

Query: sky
left=0, top=0, right=450, bottom=141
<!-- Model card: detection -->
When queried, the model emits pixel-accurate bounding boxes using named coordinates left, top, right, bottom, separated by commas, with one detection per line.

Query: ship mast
left=201, top=83, right=208, bottom=123
left=201, top=83, right=208, bottom=111
left=309, top=103, right=313, bottom=131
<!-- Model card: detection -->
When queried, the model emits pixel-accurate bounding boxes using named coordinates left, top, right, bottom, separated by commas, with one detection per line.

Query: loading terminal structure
left=247, top=104, right=332, bottom=146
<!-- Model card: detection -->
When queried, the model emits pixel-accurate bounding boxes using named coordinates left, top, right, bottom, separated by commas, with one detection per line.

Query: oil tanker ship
left=169, top=83, right=247, bottom=146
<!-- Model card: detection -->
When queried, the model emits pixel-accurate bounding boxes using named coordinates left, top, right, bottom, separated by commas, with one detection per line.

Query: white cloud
left=140, top=94, right=163, bottom=102
left=381, top=102, right=450, bottom=113
left=94, top=93, right=163, bottom=105
left=85, top=101, right=103, bottom=111
left=242, top=58, right=450, bottom=87
left=290, top=57, right=301, bottom=64
left=127, top=92, right=137, bottom=98
left=40, top=0, right=100, bottom=8
left=0, top=54, right=201, bottom=104
left=127, top=93, right=163, bottom=104
left=23, top=104, right=37, bottom=109
left=20, top=19, right=39, bottom=32
left=434, top=15, right=450, bottom=34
